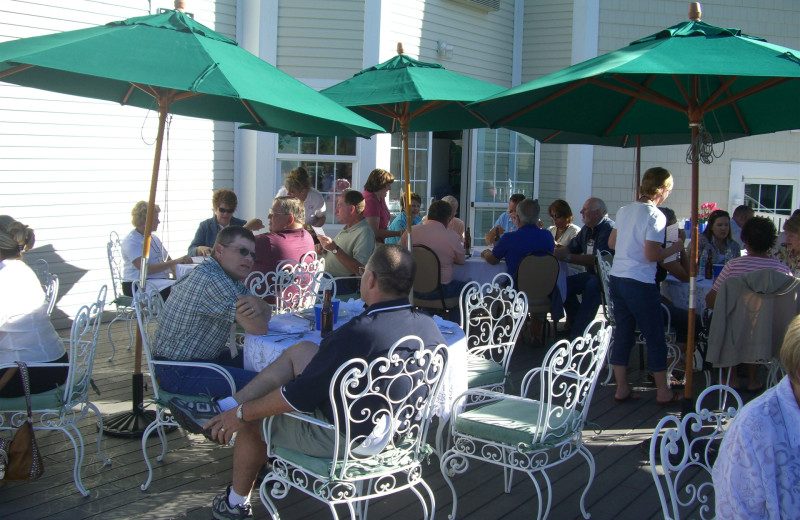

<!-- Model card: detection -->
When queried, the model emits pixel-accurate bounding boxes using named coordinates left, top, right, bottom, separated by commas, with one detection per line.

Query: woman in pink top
left=362, top=168, right=402, bottom=243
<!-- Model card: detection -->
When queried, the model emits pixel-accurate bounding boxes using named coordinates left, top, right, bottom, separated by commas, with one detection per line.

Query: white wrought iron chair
left=259, top=335, right=448, bottom=519
left=133, top=288, right=238, bottom=491
left=0, top=285, right=110, bottom=496
left=649, top=384, right=743, bottom=520
left=246, top=252, right=334, bottom=315
left=440, top=318, right=612, bottom=520
left=459, top=272, right=528, bottom=399
left=106, top=231, right=136, bottom=362
left=595, top=250, right=681, bottom=387
left=33, top=258, right=59, bottom=316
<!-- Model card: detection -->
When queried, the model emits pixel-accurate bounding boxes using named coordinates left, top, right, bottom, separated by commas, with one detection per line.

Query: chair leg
left=576, top=444, right=596, bottom=519
left=88, top=402, right=111, bottom=465
left=64, top=424, right=90, bottom=496
left=410, top=480, right=435, bottom=520
left=106, top=318, right=119, bottom=362
left=440, top=449, right=469, bottom=520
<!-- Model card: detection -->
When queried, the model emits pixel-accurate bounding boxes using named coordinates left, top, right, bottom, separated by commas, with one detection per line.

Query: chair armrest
left=262, top=411, right=336, bottom=457
left=150, top=359, right=237, bottom=395
left=0, top=362, right=69, bottom=370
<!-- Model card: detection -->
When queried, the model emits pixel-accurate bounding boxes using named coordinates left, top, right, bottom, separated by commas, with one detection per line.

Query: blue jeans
left=565, top=272, right=602, bottom=338
left=609, top=276, right=667, bottom=372
left=155, top=350, right=257, bottom=397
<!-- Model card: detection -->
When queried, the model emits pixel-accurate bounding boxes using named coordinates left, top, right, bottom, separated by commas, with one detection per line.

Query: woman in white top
left=607, top=167, right=684, bottom=405
left=276, top=166, right=327, bottom=227
left=548, top=199, right=581, bottom=246
left=121, top=201, right=191, bottom=301
left=0, top=216, right=68, bottom=397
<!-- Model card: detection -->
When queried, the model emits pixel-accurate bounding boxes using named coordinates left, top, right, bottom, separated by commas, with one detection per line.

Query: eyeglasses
left=222, top=244, right=257, bottom=260
left=217, top=207, right=234, bottom=214
left=550, top=214, right=562, bottom=220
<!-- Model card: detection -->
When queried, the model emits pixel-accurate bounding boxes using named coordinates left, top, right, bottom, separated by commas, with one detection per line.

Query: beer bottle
left=464, top=227, right=472, bottom=257
left=704, top=248, right=713, bottom=280
left=320, top=289, right=334, bottom=337
left=304, top=224, right=320, bottom=245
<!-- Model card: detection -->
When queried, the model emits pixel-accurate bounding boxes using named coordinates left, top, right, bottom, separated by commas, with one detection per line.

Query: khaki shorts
left=265, top=409, right=342, bottom=458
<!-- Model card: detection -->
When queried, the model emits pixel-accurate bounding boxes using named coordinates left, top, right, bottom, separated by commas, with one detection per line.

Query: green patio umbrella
left=471, top=7, right=800, bottom=408
left=318, top=45, right=505, bottom=242
left=0, top=5, right=382, bottom=435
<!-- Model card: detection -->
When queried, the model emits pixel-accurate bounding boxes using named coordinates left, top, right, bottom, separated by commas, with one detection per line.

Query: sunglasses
left=217, top=207, right=234, bottom=214
left=550, top=214, right=562, bottom=219
left=223, top=244, right=256, bottom=260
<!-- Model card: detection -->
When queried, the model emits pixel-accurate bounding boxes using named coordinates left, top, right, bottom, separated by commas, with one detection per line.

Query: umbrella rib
left=497, top=78, right=592, bottom=125
left=0, top=63, right=34, bottom=79
left=705, top=76, right=791, bottom=114
left=603, top=75, right=686, bottom=113
left=240, top=99, right=264, bottom=126
left=409, top=100, right=448, bottom=119
left=454, top=101, right=489, bottom=126
left=540, top=130, right=564, bottom=143
left=603, top=76, right=657, bottom=136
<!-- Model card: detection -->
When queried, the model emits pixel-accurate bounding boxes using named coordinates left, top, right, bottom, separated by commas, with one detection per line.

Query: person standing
left=607, top=167, right=683, bottom=405
left=276, top=166, right=327, bottom=227
left=362, top=168, right=402, bottom=243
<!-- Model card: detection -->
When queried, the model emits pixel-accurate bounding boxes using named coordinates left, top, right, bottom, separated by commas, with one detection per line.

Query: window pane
left=744, top=182, right=794, bottom=216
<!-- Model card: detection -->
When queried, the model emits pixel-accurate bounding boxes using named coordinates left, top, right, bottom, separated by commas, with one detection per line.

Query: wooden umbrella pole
left=401, top=116, right=412, bottom=250
left=684, top=112, right=701, bottom=409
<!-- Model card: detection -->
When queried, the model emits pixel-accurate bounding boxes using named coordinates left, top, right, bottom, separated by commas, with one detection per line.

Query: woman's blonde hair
left=783, top=214, right=800, bottom=235
left=363, top=168, right=394, bottom=193
left=640, top=167, right=673, bottom=198
left=780, top=314, right=800, bottom=385
left=0, top=215, right=35, bottom=257
left=131, top=201, right=160, bottom=228
left=284, top=166, right=313, bottom=193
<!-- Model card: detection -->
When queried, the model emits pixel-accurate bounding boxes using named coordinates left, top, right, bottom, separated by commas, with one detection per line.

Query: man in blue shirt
left=485, top=193, right=526, bottom=246
left=176, top=244, right=446, bottom=519
left=481, top=198, right=554, bottom=278
left=553, top=197, right=615, bottom=339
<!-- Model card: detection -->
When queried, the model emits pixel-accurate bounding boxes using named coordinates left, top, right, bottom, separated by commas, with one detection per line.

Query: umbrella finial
left=397, top=42, right=405, bottom=55
left=688, top=2, right=702, bottom=21
left=174, top=0, right=187, bottom=12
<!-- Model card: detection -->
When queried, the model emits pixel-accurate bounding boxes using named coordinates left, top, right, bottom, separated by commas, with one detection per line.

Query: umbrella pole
left=683, top=117, right=701, bottom=416
left=104, top=98, right=171, bottom=436
left=401, top=117, right=413, bottom=250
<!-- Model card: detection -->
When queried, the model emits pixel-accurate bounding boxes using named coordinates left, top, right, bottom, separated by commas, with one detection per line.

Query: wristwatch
left=328, top=242, right=339, bottom=255
left=236, top=403, right=246, bottom=423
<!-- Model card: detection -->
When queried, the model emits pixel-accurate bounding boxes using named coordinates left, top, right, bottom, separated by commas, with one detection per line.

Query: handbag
left=0, top=362, right=45, bottom=481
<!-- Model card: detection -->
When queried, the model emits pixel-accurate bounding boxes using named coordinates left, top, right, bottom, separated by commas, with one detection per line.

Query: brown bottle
left=704, top=248, right=713, bottom=280
left=304, top=224, right=320, bottom=245
left=320, top=289, right=334, bottom=337
left=464, top=227, right=472, bottom=256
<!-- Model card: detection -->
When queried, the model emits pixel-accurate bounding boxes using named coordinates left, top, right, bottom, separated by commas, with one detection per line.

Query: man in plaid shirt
left=154, top=226, right=270, bottom=396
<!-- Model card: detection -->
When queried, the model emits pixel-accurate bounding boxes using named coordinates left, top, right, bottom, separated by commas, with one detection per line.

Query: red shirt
left=362, top=190, right=390, bottom=241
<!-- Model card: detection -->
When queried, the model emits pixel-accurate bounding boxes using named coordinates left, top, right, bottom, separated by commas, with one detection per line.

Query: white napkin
left=432, top=314, right=460, bottom=331
left=341, top=298, right=366, bottom=314
left=269, top=315, right=308, bottom=333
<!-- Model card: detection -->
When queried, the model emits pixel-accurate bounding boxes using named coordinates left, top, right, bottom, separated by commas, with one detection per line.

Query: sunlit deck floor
left=1, top=320, right=748, bottom=519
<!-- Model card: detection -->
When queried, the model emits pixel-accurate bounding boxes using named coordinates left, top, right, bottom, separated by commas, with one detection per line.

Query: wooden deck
left=0, top=321, right=743, bottom=519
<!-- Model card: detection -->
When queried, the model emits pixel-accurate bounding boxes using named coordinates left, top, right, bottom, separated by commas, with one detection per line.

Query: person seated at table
left=698, top=209, right=741, bottom=265
left=0, top=216, right=68, bottom=398
left=167, top=245, right=446, bottom=519
left=485, top=193, right=525, bottom=245
left=363, top=168, right=402, bottom=243
left=706, top=216, right=793, bottom=391
left=188, top=189, right=261, bottom=257
left=316, top=190, right=376, bottom=295
left=713, top=313, right=800, bottom=519
left=385, top=191, right=422, bottom=245
left=553, top=197, right=615, bottom=339
left=548, top=199, right=581, bottom=247
left=154, top=226, right=271, bottom=397
left=772, top=213, right=800, bottom=276
left=730, top=204, right=754, bottom=248
left=481, top=198, right=553, bottom=275
left=121, top=201, right=191, bottom=301
left=275, top=166, right=327, bottom=227
left=401, top=200, right=466, bottom=300
left=250, top=196, right=314, bottom=276
left=442, top=195, right=466, bottom=242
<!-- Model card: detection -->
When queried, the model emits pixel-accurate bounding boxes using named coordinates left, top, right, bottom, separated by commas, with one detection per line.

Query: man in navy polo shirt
left=186, top=244, right=445, bottom=519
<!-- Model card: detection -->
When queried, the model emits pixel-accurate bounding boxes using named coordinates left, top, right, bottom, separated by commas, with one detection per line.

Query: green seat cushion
left=454, top=399, right=581, bottom=448
left=272, top=440, right=430, bottom=479
left=467, top=356, right=505, bottom=388
left=0, top=386, right=64, bottom=411
left=114, top=295, right=133, bottom=307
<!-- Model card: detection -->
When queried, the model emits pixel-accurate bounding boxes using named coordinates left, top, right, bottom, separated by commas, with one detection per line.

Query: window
left=277, top=135, right=357, bottom=225
left=744, top=183, right=794, bottom=216
left=471, top=129, right=536, bottom=242
left=389, top=132, right=430, bottom=217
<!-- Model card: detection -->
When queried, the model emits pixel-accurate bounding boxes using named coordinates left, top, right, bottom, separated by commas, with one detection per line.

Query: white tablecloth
left=243, top=308, right=468, bottom=421
left=456, top=246, right=567, bottom=301
left=661, top=275, right=714, bottom=314
left=176, top=257, right=206, bottom=279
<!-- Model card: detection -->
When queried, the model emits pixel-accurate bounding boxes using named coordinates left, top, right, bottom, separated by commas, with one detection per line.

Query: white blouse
left=0, top=259, right=65, bottom=363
